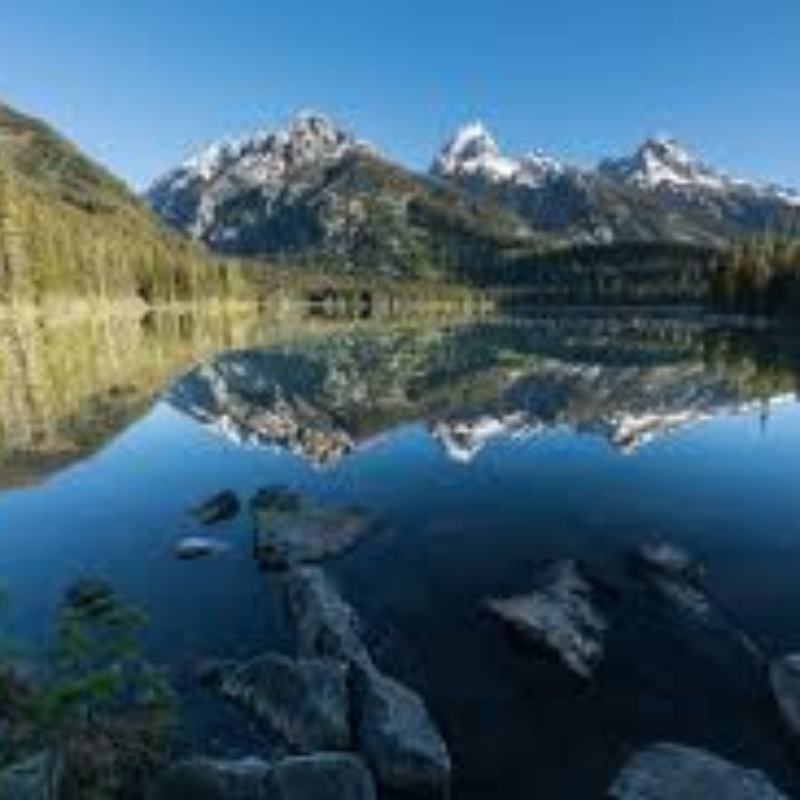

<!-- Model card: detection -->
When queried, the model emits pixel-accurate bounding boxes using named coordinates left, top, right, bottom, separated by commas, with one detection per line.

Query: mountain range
left=148, top=112, right=800, bottom=274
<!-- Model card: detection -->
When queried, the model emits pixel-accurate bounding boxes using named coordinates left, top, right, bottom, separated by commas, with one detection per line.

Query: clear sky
left=0, top=0, right=797, bottom=190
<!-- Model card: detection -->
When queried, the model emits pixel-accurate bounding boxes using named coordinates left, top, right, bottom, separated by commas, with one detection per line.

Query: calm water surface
left=2, top=311, right=800, bottom=798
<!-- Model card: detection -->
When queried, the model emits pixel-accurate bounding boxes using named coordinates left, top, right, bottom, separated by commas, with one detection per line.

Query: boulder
left=176, top=536, right=230, bottom=560
left=353, top=664, right=451, bottom=795
left=264, top=753, right=376, bottom=800
left=609, top=743, right=790, bottom=799
left=487, top=560, right=607, bottom=679
left=190, top=490, right=241, bottom=525
left=252, top=492, right=378, bottom=569
left=148, top=756, right=270, bottom=800
left=218, top=654, right=351, bottom=753
left=0, top=751, right=61, bottom=800
left=771, top=654, right=800, bottom=745
left=283, top=568, right=371, bottom=666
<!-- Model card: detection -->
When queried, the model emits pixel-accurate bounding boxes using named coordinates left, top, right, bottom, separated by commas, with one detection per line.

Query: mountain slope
left=432, top=123, right=800, bottom=246
left=0, top=98, right=246, bottom=305
left=147, top=113, right=534, bottom=281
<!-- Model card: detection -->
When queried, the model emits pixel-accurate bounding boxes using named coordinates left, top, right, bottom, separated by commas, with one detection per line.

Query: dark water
left=2, top=311, right=800, bottom=797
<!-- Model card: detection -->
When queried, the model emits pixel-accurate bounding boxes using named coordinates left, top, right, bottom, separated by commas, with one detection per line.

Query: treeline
left=0, top=164, right=252, bottom=307
left=710, top=237, right=800, bottom=317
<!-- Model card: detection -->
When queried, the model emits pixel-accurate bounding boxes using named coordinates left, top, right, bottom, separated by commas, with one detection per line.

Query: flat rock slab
left=265, top=753, right=376, bottom=800
left=252, top=489, right=378, bottom=569
left=487, top=559, right=607, bottom=678
left=354, top=664, right=451, bottom=795
left=218, top=653, right=351, bottom=753
left=609, top=743, right=791, bottom=800
left=283, top=567, right=371, bottom=666
left=771, top=654, right=800, bottom=745
left=148, top=757, right=271, bottom=800
left=176, top=536, right=230, bottom=560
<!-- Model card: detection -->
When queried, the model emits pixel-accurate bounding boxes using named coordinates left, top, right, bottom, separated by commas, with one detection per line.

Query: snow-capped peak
left=146, top=111, right=370, bottom=239
left=432, top=122, right=563, bottom=187
left=599, top=135, right=729, bottom=192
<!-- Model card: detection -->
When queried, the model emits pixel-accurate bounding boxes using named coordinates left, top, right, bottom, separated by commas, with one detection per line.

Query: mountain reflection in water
left=166, top=315, right=800, bottom=465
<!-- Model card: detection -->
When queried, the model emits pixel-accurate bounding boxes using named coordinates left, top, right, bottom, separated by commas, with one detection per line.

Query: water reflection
left=166, top=315, right=800, bottom=464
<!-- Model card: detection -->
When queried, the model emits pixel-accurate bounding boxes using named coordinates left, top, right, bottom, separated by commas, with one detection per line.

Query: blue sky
left=0, top=0, right=797, bottom=190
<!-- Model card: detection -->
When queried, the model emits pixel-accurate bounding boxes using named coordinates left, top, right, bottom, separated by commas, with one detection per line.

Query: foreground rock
left=0, top=751, right=61, bottom=800
left=283, top=567, right=371, bottom=666
left=150, top=753, right=375, bottom=800
left=354, top=664, right=451, bottom=795
left=771, top=654, right=800, bottom=746
left=191, top=490, right=241, bottom=525
left=265, top=753, right=376, bottom=800
left=487, top=560, right=607, bottom=678
left=609, top=743, right=791, bottom=800
left=217, top=653, right=351, bottom=753
left=252, top=487, right=379, bottom=569
left=176, top=536, right=230, bottom=560
left=148, top=756, right=271, bottom=799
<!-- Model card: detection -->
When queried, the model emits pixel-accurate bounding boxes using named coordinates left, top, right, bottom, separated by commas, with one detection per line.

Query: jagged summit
left=432, top=121, right=564, bottom=187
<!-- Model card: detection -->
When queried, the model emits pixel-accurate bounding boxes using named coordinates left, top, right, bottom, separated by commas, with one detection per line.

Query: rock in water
left=191, top=490, right=241, bottom=525
left=771, top=654, right=800, bottom=746
left=148, top=756, right=270, bottom=800
left=176, top=536, right=230, bottom=560
left=487, top=560, right=607, bottom=678
left=609, top=743, right=790, bottom=800
left=218, top=653, right=351, bottom=753
left=265, top=753, right=376, bottom=800
left=633, top=541, right=712, bottom=616
left=0, top=751, right=61, bottom=800
left=252, top=491, right=379, bottom=569
left=353, top=665, right=451, bottom=795
left=283, top=567, right=371, bottom=666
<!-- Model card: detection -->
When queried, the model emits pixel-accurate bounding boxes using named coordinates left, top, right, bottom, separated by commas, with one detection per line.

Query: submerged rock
left=633, top=540, right=711, bottom=617
left=353, top=664, right=451, bottom=795
left=0, top=751, right=61, bottom=800
left=771, top=654, right=800, bottom=746
left=191, top=490, right=241, bottom=525
left=176, top=536, right=230, bottom=560
left=487, top=560, right=607, bottom=679
left=63, top=578, right=117, bottom=617
left=148, top=756, right=271, bottom=800
left=252, top=492, right=379, bottom=569
left=264, top=753, right=376, bottom=800
left=609, top=743, right=790, bottom=800
left=283, top=567, right=371, bottom=666
left=217, top=653, right=351, bottom=753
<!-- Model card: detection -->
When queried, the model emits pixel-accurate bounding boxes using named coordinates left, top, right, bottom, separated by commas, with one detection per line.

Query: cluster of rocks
left=485, top=541, right=800, bottom=797
left=175, top=487, right=380, bottom=568
left=150, top=566, right=451, bottom=799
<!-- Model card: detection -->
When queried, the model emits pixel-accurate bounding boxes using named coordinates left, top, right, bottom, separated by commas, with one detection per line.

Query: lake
left=1, top=309, right=800, bottom=798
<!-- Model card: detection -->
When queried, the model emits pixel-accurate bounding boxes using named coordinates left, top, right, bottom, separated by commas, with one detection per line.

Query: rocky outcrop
left=217, top=654, right=351, bottom=753
left=609, top=743, right=791, bottom=799
left=771, top=654, right=800, bottom=747
left=252, top=489, right=379, bottom=569
left=353, top=665, right=452, bottom=795
left=487, top=560, right=608, bottom=678
left=283, top=567, right=371, bottom=666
